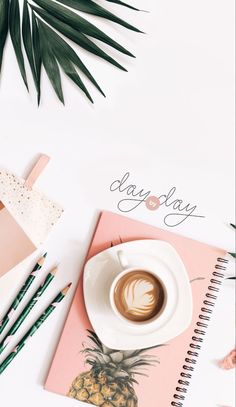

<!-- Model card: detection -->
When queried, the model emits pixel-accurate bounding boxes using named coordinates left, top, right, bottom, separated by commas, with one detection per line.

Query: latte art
left=123, top=279, right=157, bottom=316
left=114, top=271, right=166, bottom=322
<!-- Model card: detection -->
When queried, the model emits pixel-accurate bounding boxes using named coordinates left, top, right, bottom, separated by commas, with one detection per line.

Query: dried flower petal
left=219, top=349, right=236, bottom=370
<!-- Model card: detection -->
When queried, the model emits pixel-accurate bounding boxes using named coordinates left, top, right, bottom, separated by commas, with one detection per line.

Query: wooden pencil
left=0, top=283, right=72, bottom=375
left=0, top=266, right=58, bottom=354
left=0, top=253, right=47, bottom=335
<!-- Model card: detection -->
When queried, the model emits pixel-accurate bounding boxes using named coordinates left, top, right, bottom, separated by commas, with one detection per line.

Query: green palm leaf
left=229, top=252, right=236, bottom=259
left=55, top=0, right=141, bottom=32
left=41, top=22, right=93, bottom=102
left=22, top=1, right=39, bottom=96
left=0, top=0, right=142, bottom=103
left=31, top=6, right=127, bottom=71
left=9, top=0, right=28, bottom=88
left=38, top=20, right=105, bottom=98
left=105, top=0, right=140, bottom=11
left=31, top=12, right=42, bottom=104
left=32, top=0, right=135, bottom=57
left=38, top=21, right=64, bottom=103
left=0, top=0, right=9, bottom=72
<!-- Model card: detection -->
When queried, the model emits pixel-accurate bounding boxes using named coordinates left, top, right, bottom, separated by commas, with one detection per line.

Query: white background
left=0, top=0, right=235, bottom=406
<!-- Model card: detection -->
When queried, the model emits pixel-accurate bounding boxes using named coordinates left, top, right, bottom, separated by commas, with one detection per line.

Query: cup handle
left=117, top=250, right=129, bottom=270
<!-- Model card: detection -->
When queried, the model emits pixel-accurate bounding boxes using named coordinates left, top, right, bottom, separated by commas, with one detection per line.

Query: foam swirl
left=123, top=279, right=156, bottom=316
left=114, top=271, right=165, bottom=322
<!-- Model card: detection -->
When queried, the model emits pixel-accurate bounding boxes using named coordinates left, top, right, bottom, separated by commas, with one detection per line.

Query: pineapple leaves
left=0, top=0, right=9, bottom=72
left=0, top=0, right=142, bottom=103
left=109, top=352, right=124, bottom=363
left=81, top=330, right=159, bottom=388
left=86, top=331, right=104, bottom=349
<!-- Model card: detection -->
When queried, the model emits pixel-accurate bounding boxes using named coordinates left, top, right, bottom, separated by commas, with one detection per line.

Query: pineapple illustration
left=68, top=330, right=158, bottom=406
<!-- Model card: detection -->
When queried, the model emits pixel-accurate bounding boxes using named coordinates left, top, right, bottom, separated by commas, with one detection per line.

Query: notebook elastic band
left=25, top=155, right=50, bottom=189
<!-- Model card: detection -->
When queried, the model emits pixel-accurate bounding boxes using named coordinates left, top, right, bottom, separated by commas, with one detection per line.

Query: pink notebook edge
left=0, top=202, right=37, bottom=278
left=43, top=212, right=104, bottom=383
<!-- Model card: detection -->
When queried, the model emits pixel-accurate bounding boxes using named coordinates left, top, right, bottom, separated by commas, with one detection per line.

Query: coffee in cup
left=110, top=251, right=167, bottom=324
left=113, top=270, right=166, bottom=322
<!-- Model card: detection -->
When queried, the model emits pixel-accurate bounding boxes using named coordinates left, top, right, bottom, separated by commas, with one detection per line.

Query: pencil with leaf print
left=0, top=266, right=58, bottom=354
left=0, top=253, right=47, bottom=335
left=0, top=283, right=72, bottom=375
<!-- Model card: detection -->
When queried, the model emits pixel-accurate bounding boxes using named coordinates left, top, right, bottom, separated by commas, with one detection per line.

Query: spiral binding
left=171, top=257, right=228, bottom=407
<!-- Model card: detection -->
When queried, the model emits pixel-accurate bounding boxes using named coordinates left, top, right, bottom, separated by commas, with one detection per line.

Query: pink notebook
left=0, top=201, right=36, bottom=278
left=45, top=211, right=228, bottom=407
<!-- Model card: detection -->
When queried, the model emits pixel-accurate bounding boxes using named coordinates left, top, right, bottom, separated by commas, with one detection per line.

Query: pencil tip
left=50, top=266, right=58, bottom=275
left=62, top=283, right=72, bottom=295
left=38, top=253, right=47, bottom=266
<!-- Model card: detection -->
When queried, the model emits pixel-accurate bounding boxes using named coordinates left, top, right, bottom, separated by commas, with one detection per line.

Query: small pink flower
left=219, top=349, right=236, bottom=370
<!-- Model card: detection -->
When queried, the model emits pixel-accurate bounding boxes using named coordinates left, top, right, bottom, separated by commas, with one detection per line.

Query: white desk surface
left=0, top=0, right=235, bottom=406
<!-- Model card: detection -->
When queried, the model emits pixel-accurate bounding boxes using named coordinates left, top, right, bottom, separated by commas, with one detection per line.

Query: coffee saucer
left=83, top=240, right=192, bottom=350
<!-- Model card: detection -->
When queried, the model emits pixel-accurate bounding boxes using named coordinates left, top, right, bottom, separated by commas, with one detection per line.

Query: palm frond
left=0, top=0, right=9, bottom=72
left=40, top=20, right=94, bottom=102
left=33, top=0, right=136, bottom=56
left=105, top=0, right=140, bottom=11
left=0, top=0, right=142, bottom=103
left=31, top=12, right=42, bottom=104
left=22, top=1, right=38, bottom=93
left=9, top=0, right=28, bottom=88
left=229, top=252, right=236, bottom=259
left=40, top=21, right=105, bottom=96
left=38, top=20, right=64, bottom=103
left=31, top=6, right=127, bottom=70
left=55, top=0, right=142, bottom=32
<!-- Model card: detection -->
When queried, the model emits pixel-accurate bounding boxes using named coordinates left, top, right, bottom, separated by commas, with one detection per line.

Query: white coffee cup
left=109, top=250, right=167, bottom=325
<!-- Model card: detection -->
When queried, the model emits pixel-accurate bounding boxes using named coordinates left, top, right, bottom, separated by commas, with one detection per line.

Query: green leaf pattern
left=0, top=0, right=141, bottom=103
